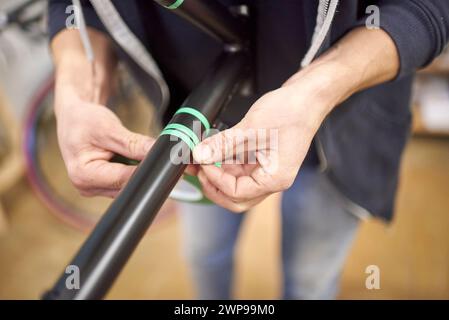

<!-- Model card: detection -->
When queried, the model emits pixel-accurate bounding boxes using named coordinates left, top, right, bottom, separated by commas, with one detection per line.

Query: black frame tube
left=44, top=0, right=249, bottom=300
left=154, top=0, right=245, bottom=47
left=45, top=52, right=248, bottom=300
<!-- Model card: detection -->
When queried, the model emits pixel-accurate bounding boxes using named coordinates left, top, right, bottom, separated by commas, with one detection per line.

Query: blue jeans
left=178, top=167, right=360, bottom=299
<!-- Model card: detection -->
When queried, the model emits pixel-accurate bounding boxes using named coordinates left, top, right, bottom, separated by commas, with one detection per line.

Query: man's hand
left=193, top=27, right=399, bottom=212
left=55, top=88, right=154, bottom=198
left=192, top=72, right=333, bottom=212
left=52, top=28, right=154, bottom=198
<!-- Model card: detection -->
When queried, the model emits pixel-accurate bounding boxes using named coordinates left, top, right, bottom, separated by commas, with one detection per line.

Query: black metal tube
left=44, top=52, right=248, bottom=300
left=153, top=0, right=245, bottom=47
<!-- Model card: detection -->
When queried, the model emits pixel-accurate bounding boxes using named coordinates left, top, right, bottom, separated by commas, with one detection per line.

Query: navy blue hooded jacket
left=48, top=0, right=449, bottom=221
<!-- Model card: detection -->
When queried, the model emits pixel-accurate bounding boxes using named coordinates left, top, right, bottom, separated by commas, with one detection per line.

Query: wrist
left=285, top=60, right=355, bottom=129
left=305, top=59, right=356, bottom=102
left=53, top=81, right=87, bottom=119
left=54, top=59, right=114, bottom=119
left=297, top=27, right=399, bottom=104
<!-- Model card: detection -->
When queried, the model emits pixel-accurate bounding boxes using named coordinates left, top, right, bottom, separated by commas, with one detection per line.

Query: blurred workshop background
left=1, top=0, right=449, bottom=299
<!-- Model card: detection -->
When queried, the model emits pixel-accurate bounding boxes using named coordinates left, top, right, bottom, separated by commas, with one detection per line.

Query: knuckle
left=110, top=191, right=119, bottom=199
left=126, top=133, right=140, bottom=156
left=228, top=193, right=242, bottom=203
left=111, top=176, right=125, bottom=190
left=67, top=162, right=88, bottom=190
left=229, top=197, right=240, bottom=203
left=223, top=131, right=235, bottom=147
left=220, top=132, right=235, bottom=159
left=221, top=187, right=237, bottom=200
left=229, top=203, right=246, bottom=213
left=278, top=176, right=294, bottom=190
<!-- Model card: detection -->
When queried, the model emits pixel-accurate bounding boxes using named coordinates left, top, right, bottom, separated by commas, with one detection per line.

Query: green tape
left=161, top=108, right=219, bottom=204
left=160, top=128, right=196, bottom=150
left=164, top=123, right=200, bottom=146
left=175, top=106, right=211, bottom=131
left=166, top=0, right=184, bottom=10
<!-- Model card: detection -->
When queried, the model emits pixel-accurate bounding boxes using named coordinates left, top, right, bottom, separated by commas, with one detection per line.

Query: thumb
left=107, top=125, right=155, bottom=161
left=193, top=123, right=257, bottom=164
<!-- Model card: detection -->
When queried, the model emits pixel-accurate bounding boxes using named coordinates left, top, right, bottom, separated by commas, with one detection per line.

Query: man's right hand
left=54, top=89, right=154, bottom=198
left=52, top=29, right=154, bottom=198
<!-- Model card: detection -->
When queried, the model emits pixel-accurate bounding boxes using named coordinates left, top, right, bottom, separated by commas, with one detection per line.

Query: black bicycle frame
left=45, top=0, right=249, bottom=300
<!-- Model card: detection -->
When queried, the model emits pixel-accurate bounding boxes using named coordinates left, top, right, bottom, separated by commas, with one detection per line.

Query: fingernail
left=194, top=145, right=213, bottom=163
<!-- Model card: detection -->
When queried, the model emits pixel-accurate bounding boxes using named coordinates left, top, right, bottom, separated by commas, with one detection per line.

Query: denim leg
left=178, top=202, right=245, bottom=299
left=281, top=167, right=360, bottom=299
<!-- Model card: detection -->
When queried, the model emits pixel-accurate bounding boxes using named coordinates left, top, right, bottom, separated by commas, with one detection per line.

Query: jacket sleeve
left=48, top=0, right=106, bottom=41
left=361, top=0, right=449, bottom=79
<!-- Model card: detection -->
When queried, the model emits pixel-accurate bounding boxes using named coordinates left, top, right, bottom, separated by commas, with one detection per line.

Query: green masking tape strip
left=163, top=112, right=221, bottom=168
left=175, top=107, right=211, bottom=132
left=160, top=128, right=196, bottom=150
left=159, top=128, right=213, bottom=204
left=166, top=0, right=184, bottom=10
left=164, top=123, right=200, bottom=146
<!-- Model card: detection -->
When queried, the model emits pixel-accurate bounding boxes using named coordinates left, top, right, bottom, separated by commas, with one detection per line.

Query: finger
left=77, top=160, right=138, bottom=192
left=193, top=123, right=259, bottom=164
left=104, top=125, right=154, bottom=161
left=220, top=163, right=246, bottom=177
left=184, top=164, right=199, bottom=176
left=200, top=164, right=268, bottom=202
left=198, top=170, right=266, bottom=212
left=198, top=171, right=241, bottom=211
left=78, top=187, right=121, bottom=198
left=222, top=163, right=258, bottom=177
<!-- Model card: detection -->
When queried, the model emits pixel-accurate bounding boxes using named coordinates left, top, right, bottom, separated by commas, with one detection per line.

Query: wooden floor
left=0, top=137, right=448, bottom=299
